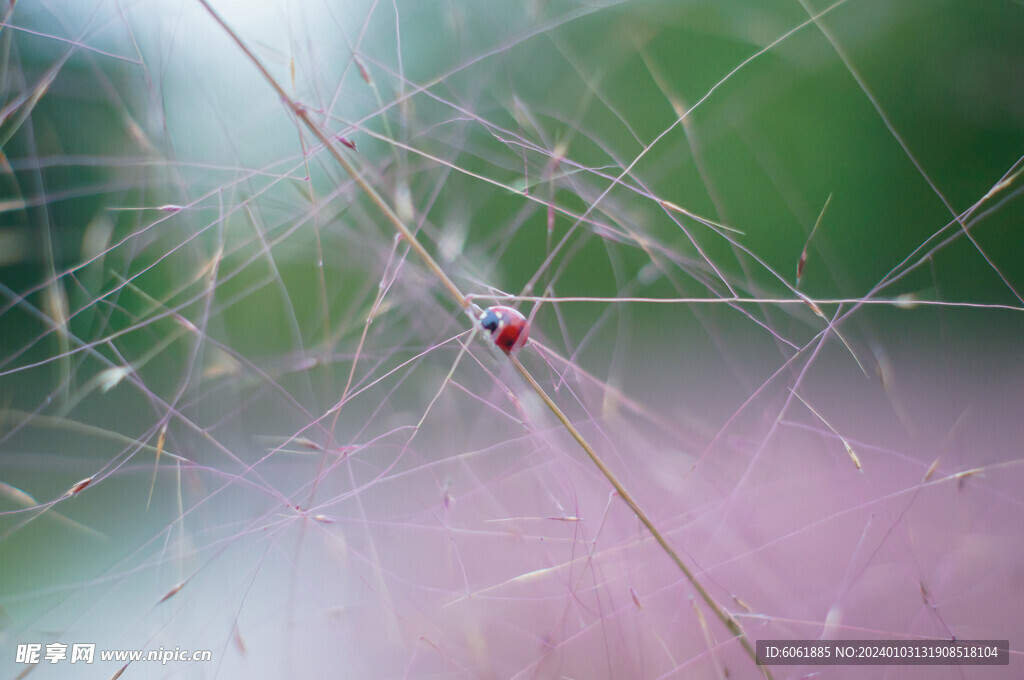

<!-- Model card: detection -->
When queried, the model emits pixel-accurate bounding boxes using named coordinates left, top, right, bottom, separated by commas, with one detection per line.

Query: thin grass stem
left=195, top=2, right=769, bottom=673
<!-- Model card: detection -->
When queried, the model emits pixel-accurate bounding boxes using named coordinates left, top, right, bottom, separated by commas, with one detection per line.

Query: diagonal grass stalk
left=195, top=1, right=770, bottom=674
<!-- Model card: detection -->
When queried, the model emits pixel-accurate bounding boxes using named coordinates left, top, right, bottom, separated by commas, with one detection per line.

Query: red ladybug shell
left=479, top=306, right=528, bottom=353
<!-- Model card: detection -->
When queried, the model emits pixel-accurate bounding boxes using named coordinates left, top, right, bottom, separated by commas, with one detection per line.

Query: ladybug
left=478, top=306, right=529, bottom=353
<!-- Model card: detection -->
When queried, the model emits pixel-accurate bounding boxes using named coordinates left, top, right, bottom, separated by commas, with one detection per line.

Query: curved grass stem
left=195, top=2, right=769, bottom=674
left=196, top=0, right=468, bottom=314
